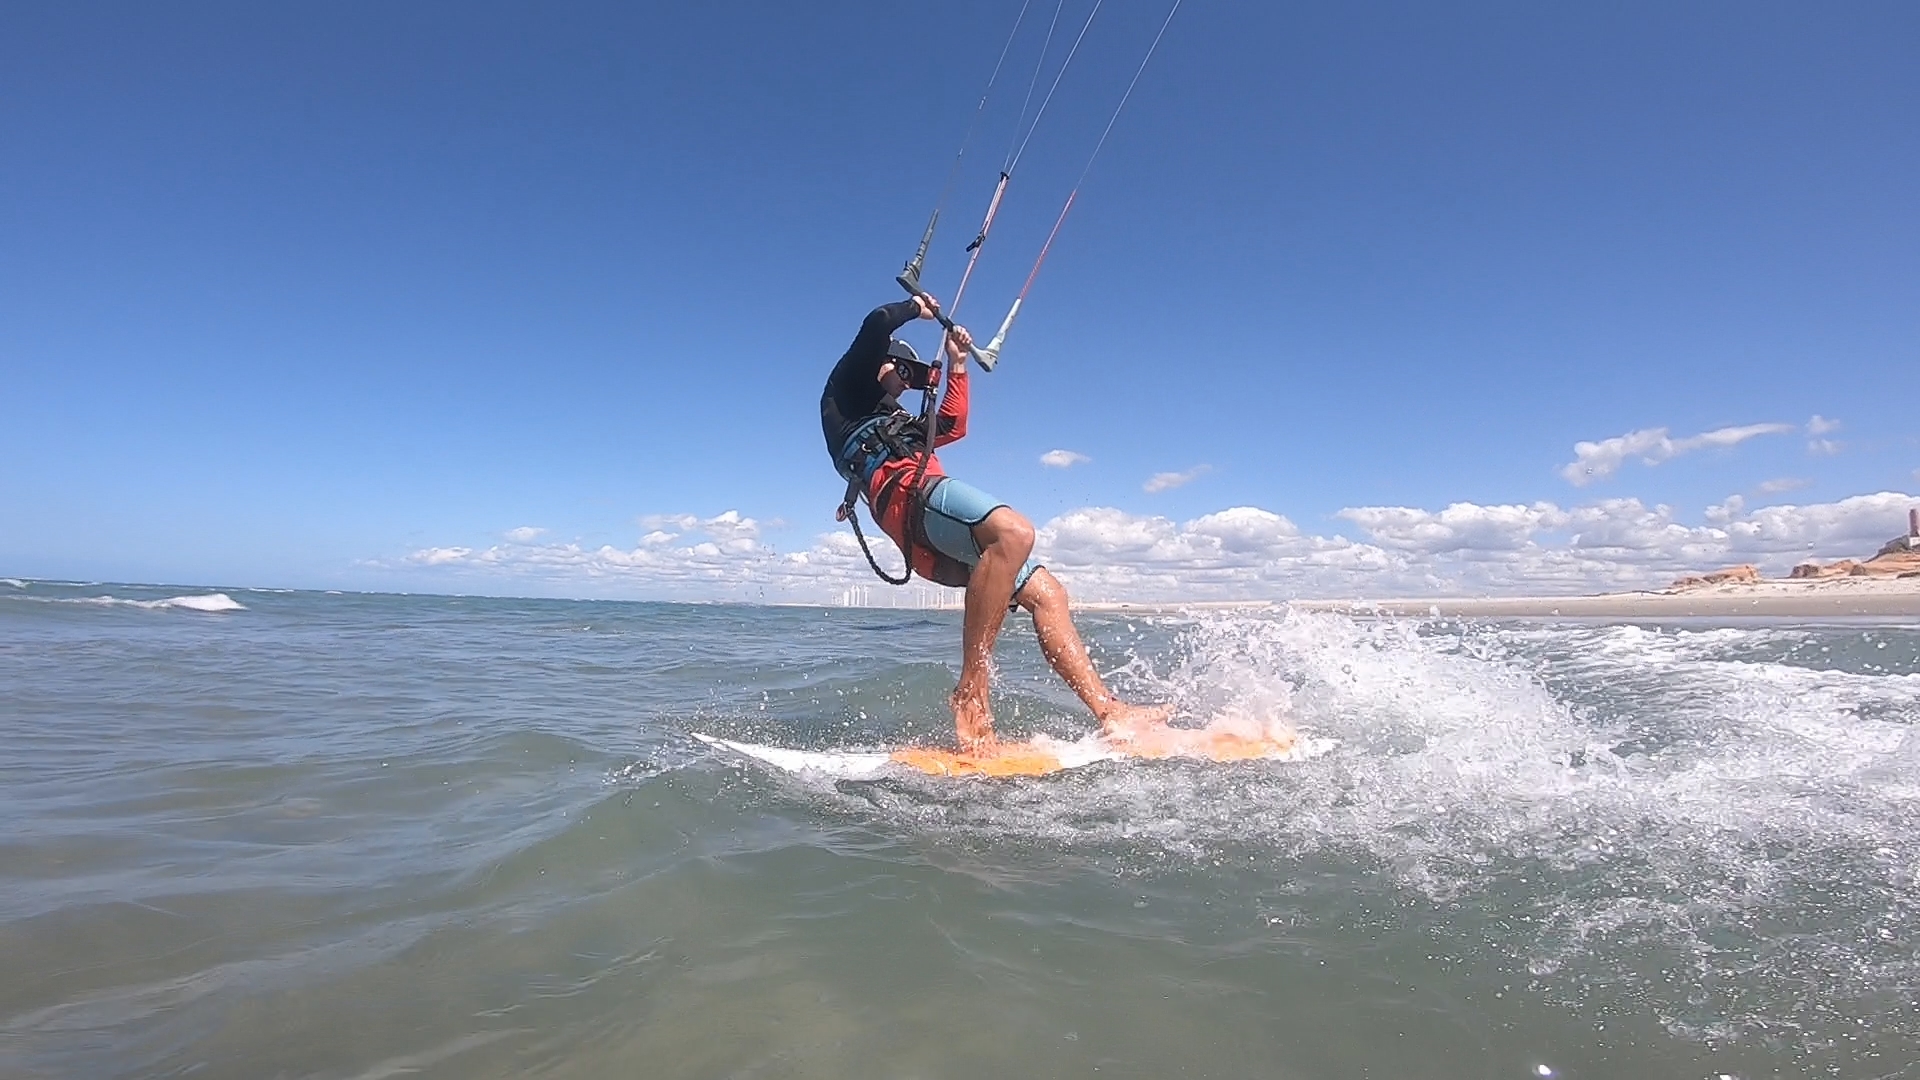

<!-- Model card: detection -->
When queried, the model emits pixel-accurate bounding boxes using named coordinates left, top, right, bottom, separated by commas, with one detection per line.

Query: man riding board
left=820, top=293, right=1169, bottom=753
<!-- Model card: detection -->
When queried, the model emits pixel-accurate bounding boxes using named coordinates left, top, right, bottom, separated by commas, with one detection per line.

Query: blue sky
left=3, top=1, right=1916, bottom=602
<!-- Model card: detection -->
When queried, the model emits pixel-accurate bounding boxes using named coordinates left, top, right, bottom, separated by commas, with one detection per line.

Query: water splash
left=791, top=609, right=1920, bottom=1060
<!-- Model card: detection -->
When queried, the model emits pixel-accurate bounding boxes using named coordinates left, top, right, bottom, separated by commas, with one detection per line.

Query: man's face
left=881, top=358, right=934, bottom=394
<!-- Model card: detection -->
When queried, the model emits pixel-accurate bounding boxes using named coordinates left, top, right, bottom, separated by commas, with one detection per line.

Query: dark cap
left=884, top=338, right=935, bottom=390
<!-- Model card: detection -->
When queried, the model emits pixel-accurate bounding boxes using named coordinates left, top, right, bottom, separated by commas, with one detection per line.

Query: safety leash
left=839, top=476, right=911, bottom=586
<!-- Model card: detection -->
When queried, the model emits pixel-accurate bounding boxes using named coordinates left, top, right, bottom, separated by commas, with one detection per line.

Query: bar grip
left=895, top=275, right=991, bottom=370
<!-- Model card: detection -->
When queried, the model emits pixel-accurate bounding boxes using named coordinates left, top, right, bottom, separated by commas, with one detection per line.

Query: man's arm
left=849, top=299, right=928, bottom=360
left=933, top=325, right=973, bottom=446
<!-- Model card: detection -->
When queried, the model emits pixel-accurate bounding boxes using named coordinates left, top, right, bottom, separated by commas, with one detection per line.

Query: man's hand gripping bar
left=894, top=271, right=1003, bottom=372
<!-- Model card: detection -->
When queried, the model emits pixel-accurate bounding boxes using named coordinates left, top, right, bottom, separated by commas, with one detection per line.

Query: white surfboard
left=693, top=730, right=1335, bottom=779
left=693, top=733, right=898, bottom=779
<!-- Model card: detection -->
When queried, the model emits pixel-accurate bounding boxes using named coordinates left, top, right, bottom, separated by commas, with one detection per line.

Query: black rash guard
left=819, top=300, right=923, bottom=459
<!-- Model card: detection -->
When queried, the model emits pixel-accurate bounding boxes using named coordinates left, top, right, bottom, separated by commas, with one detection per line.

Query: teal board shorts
left=919, top=477, right=1041, bottom=600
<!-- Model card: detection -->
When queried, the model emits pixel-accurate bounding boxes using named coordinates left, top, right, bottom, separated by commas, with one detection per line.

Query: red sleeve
left=934, top=363, right=968, bottom=447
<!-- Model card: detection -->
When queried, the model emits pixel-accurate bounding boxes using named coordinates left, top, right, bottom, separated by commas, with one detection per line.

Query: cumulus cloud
left=1034, top=494, right=1918, bottom=599
left=1560, top=422, right=1795, bottom=486
left=1704, top=495, right=1745, bottom=525
left=1720, top=492, right=1919, bottom=554
left=1332, top=493, right=1913, bottom=594
left=694, top=510, right=761, bottom=544
left=397, top=492, right=1919, bottom=604
left=1143, top=465, right=1211, bottom=493
left=639, top=513, right=699, bottom=533
left=634, top=511, right=761, bottom=546
left=1807, top=415, right=1840, bottom=436
left=402, top=516, right=955, bottom=607
left=1040, top=449, right=1091, bottom=468
left=1031, top=506, right=1384, bottom=601
left=1807, top=438, right=1842, bottom=456
left=408, top=547, right=472, bottom=566
left=1338, top=502, right=1566, bottom=553
left=504, top=526, right=546, bottom=543
left=1757, top=477, right=1810, bottom=494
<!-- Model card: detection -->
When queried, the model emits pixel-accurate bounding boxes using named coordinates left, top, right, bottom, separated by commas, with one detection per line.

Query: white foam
left=33, top=593, right=247, bottom=613
left=816, top=609, right=1919, bottom=1054
left=151, top=593, right=246, bottom=612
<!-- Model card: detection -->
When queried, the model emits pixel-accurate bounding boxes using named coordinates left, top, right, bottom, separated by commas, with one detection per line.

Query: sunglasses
left=889, top=357, right=939, bottom=390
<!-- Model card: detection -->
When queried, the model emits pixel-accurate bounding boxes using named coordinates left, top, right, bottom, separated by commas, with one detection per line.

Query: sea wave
left=19, top=592, right=247, bottom=613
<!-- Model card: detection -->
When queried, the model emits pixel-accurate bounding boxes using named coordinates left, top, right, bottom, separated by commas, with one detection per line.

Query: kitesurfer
left=821, top=295, right=1169, bottom=753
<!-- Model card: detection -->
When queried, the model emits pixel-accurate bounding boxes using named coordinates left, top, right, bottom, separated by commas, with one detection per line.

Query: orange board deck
left=695, top=728, right=1335, bottom=780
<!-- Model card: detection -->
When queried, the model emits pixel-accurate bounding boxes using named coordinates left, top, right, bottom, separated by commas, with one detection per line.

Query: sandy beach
left=1292, top=576, right=1920, bottom=618
left=1084, top=577, right=1920, bottom=618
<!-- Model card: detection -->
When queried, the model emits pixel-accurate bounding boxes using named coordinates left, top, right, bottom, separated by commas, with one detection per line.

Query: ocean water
left=2, top=579, right=1916, bottom=1080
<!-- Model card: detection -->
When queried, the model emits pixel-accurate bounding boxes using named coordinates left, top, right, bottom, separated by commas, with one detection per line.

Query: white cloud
left=1807, top=438, right=1841, bottom=456
left=1757, top=477, right=1810, bottom=494
left=1563, top=499, right=1720, bottom=554
left=504, top=526, right=546, bottom=543
left=408, top=546, right=472, bottom=566
left=1032, top=506, right=1383, bottom=601
left=633, top=511, right=761, bottom=546
left=1045, top=506, right=1176, bottom=556
left=695, top=510, right=761, bottom=544
left=639, top=513, right=699, bottom=533
left=1143, top=464, right=1211, bottom=493
left=1560, top=422, right=1795, bottom=486
left=1807, top=415, right=1841, bottom=435
left=1040, top=449, right=1091, bottom=468
left=1188, top=507, right=1303, bottom=552
left=1339, top=502, right=1566, bottom=553
left=1335, top=495, right=1798, bottom=594
left=1703, top=494, right=1744, bottom=524
left=397, top=493, right=1920, bottom=604
left=1720, top=492, right=1919, bottom=554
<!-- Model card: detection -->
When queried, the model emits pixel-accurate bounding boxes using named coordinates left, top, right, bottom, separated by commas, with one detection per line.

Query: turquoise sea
left=3, top=578, right=1916, bottom=1079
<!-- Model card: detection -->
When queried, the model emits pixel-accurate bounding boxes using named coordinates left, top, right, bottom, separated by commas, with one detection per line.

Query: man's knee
left=974, top=506, right=1035, bottom=559
left=1015, top=566, right=1066, bottom=612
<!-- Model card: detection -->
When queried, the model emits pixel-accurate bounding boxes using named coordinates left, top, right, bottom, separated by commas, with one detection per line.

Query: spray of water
left=779, top=609, right=1920, bottom=1058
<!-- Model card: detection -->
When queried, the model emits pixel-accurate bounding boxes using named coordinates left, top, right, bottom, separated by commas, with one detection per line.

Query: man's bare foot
left=951, top=688, right=998, bottom=756
left=1096, top=701, right=1174, bottom=743
left=959, top=733, right=1000, bottom=756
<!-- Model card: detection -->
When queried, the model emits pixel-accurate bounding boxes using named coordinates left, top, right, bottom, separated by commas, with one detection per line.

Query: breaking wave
left=15, top=592, right=247, bottom=613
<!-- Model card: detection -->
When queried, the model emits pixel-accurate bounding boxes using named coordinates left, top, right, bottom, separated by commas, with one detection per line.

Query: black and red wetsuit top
left=820, top=301, right=970, bottom=577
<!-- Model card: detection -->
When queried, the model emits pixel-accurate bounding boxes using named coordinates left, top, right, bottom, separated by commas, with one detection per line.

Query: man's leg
left=1014, top=567, right=1172, bottom=739
left=952, top=506, right=1033, bottom=752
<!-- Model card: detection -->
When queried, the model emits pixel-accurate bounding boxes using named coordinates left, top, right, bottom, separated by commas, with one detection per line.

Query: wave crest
left=28, top=593, right=247, bottom=613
